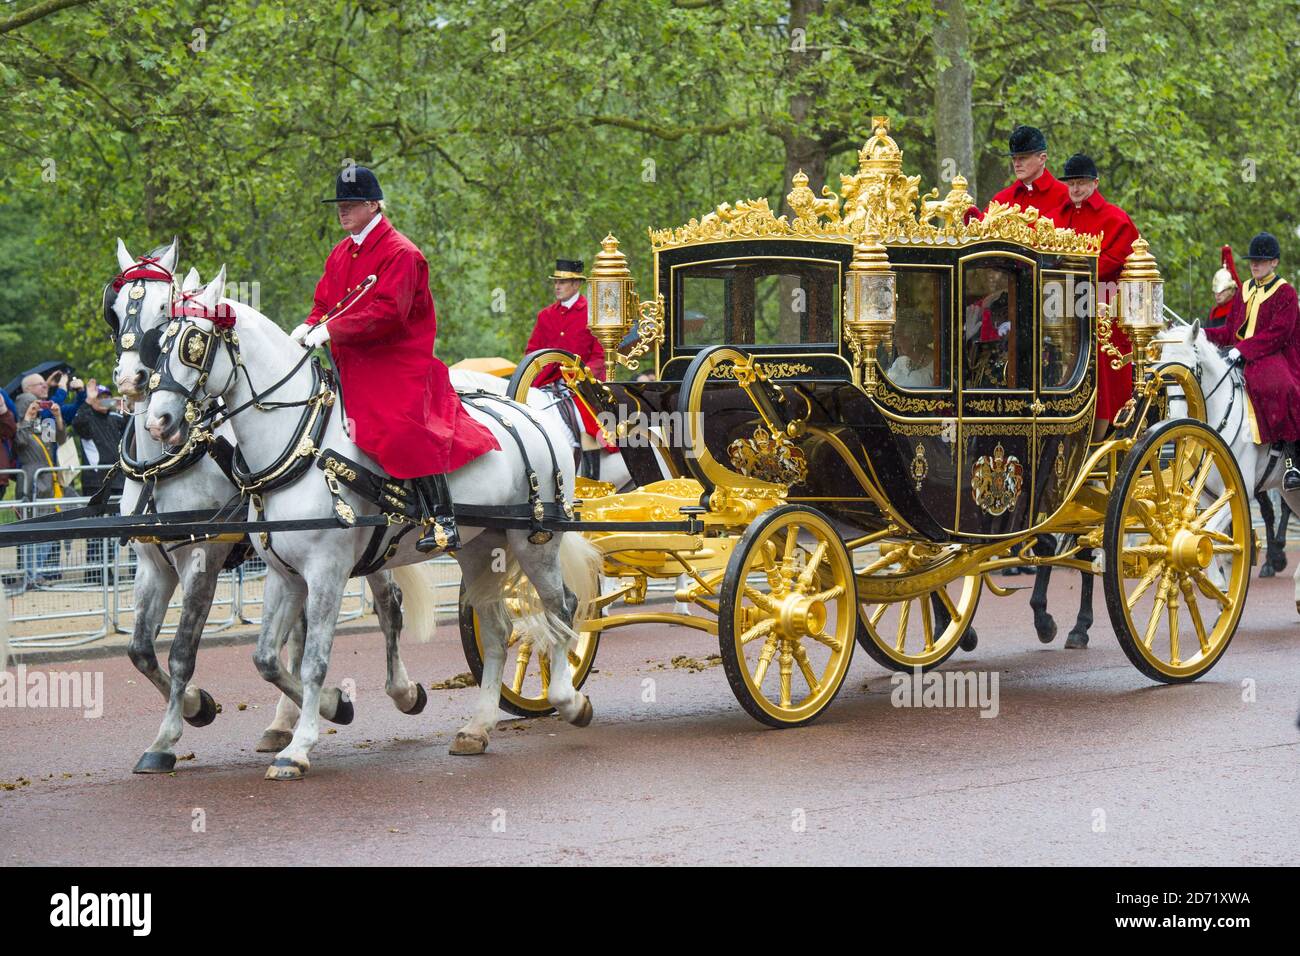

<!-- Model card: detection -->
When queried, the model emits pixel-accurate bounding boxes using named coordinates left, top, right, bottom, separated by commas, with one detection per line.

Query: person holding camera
left=44, top=369, right=87, bottom=424
left=13, top=385, right=66, bottom=589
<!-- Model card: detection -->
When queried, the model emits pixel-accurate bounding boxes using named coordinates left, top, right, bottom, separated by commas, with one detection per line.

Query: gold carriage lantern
left=1117, top=236, right=1165, bottom=382
left=844, top=227, right=897, bottom=390
left=587, top=233, right=664, bottom=375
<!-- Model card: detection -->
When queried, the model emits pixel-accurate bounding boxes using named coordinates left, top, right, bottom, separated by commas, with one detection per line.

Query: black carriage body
left=611, top=237, right=1099, bottom=542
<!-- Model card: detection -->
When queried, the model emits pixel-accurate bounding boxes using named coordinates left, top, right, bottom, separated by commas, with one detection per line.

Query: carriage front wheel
left=718, top=505, right=857, bottom=728
left=1102, top=418, right=1252, bottom=682
left=458, top=581, right=602, bottom=717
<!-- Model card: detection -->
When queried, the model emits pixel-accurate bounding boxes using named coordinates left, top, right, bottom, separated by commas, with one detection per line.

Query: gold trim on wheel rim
left=1104, top=420, right=1250, bottom=681
left=855, top=546, right=982, bottom=670
left=720, top=506, right=856, bottom=726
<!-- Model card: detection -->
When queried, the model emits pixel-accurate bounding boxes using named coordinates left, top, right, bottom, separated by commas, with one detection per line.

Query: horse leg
left=266, top=569, right=348, bottom=781
left=125, top=546, right=179, bottom=703
left=1274, top=498, right=1291, bottom=572
left=370, top=571, right=425, bottom=715
left=256, top=612, right=305, bottom=753
left=928, top=591, right=978, bottom=652
left=507, top=529, right=592, bottom=727
left=451, top=533, right=509, bottom=756
left=1064, top=551, right=1095, bottom=649
left=1258, top=491, right=1279, bottom=577
left=1029, top=535, right=1058, bottom=644
left=251, top=572, right=352, bottom=726
left=133, top=545, right=227, bottom=773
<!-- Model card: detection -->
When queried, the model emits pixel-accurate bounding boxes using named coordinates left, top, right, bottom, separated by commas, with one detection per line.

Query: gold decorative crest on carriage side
left=649, top=116, right=1102, bottom=257
left=727, top=425, right=808, bottom=487
left=911, top=443, right=928, bottom=491
left=971, top=442, right=1023, bottom=516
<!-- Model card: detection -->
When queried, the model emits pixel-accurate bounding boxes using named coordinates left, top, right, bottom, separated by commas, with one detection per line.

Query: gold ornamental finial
left=591, top=233, right=629, bottom=278
left=791, top=169, right=809, bottom=188
left=859, top=116, right=904, bottom=174
left=1119, top=236, right=1161, bottom=282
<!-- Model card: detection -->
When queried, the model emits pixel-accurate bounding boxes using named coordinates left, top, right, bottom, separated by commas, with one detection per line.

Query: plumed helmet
left=1211, top=268, right=1236, bottom=295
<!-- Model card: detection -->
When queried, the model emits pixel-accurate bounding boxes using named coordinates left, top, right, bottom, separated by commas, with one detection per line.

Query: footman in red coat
left=291, top=165, right=498, bottom=551
left=1052, top=153, right=1139, bottom=426
left=1205, top=232, right=1300, bottom=490
left=964, top=125, right=1070, bottom=224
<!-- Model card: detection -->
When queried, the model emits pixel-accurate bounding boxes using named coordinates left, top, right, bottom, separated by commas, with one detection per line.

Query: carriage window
left=678, top=259, right=838, bottom=346
left=962, top=256, right=1033, bottom=389
left=879, top=268, right=950, bottom=390
left=1041, top=272, right=1092, bottom=389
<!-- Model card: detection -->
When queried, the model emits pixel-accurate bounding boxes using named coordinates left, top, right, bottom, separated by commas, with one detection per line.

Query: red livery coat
left=964, top=167, right=1071, bottom=224
left=525, top=294, right=612, bottom=449
left=307, top=216, right=498, bottom=478
left=1205, top=275, right=1300, bottom=444
left=1051, top=189, right=1140, bottom=422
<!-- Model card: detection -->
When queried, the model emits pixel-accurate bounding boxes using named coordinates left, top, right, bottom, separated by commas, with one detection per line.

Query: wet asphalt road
left=2, top=570, right=1298, bottom=866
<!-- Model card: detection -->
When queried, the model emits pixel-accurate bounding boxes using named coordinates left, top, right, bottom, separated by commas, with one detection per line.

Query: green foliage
left=0, top=0, right=1296, bottom=388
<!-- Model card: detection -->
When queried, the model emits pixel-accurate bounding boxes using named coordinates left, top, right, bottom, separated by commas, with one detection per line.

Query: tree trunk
left=933, top=0, right=975, bottom=199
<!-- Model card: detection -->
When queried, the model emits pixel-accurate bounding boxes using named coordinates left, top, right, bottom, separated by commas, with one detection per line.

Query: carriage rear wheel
left=853, top=542, right=982, bottom=672
left=718, top=505, right=857, bottom=728
left=458, top=581, right=602, bottom=717
left=1102, top=418, right=1251, bottom=682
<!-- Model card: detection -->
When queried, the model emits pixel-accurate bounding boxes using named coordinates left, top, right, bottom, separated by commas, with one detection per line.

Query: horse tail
left=391, top=561, right=444, bottom=644
left=558, top=531, right=603, bottom=625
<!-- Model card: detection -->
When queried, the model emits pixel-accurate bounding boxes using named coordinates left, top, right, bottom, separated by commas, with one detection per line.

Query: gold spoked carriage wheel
left=718, top=505, right=857, bottom=728
left=457, top=581, right=601, bottom=717
left=1102, top=418, right=1251, bottom=683
left=855, top=547, right=982, bottom=672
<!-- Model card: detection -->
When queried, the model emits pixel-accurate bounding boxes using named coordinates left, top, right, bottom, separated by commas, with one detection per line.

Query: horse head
left=109, top=236, right=181, bottom=400
left=145, top=265, right=237, bottom=446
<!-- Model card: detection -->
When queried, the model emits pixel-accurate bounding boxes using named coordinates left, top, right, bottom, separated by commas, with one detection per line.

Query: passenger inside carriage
left=885, top=309, right=938, bottom=388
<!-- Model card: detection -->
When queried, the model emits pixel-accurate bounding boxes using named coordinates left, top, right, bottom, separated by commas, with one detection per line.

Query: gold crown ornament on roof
left=649, top=116, right=1102, bottom=257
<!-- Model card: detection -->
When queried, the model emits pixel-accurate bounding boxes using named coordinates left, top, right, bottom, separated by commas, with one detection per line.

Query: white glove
left=997, top=320, right=1011, bottom=337
left=1227, top=347, right=1243, bottom=365
left=289, top=323, right=313, bottom=343
left=304, top=324, right=331, bottom=348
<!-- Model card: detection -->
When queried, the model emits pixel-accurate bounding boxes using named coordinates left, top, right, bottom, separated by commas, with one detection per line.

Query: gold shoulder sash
left=1239, top=275, right=1288, bottom=340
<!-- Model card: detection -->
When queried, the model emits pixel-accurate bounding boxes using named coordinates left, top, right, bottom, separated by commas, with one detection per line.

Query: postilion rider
left=1204, top=232, right=1300, bottom=491
left=523, top=259, right=614, bottom=478
left=290, top=166, right=499, bottom=551
left=1050, top=152, right=1139, bottom=434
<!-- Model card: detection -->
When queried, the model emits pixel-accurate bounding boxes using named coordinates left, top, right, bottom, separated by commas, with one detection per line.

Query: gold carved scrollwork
left=876, top=390, right=950, bottom=413
left=649, top=117, right=1102, bottom=258
left=727, top=425, right=808, bottom=487
left=709, top=361, right=813, bottom=381
left=971, top=442, right=1024, bottom=516
left=1097, top=305, right=1129, bottom=372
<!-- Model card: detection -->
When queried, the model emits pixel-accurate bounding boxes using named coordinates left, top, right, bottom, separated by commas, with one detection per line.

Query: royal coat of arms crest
left=971, top=442, right=1023, bottom=516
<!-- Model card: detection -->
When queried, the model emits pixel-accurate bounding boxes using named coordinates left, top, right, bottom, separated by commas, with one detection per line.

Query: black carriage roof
left=647, top=117, right=1102, bottom=264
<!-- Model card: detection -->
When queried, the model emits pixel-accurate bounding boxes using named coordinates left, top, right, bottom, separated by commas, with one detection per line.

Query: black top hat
left=1007, top=125, right=1048, bottom=156
left=549, top=259, right=586, bottom=280
left=322, top=165, right=384, bottom=204
left=1245, top=232, right=1281, bottom=261
left=1061, top=153, right=1099, bottom=181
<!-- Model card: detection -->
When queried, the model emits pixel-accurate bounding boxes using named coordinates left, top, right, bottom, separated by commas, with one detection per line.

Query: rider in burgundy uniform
left=1051, top=153, right=1140, bottom=426
left=292, top=166, right=498, bottom=551
left=1205, top=232, right=1300, bottom=490
left=524, top=259, right=611, bottom=477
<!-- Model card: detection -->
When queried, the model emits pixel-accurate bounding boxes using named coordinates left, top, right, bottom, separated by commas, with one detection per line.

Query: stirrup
left=416, top=515, right=459, bottom=553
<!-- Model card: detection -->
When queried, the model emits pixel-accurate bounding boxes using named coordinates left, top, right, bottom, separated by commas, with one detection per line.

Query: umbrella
left=450, top=356, right=517, bottom=378
left=5, top=360, right=74, bottom=398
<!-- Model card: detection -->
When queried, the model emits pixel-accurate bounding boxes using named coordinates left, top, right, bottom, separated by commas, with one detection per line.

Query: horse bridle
left=103, top=255, right=176, bottom=376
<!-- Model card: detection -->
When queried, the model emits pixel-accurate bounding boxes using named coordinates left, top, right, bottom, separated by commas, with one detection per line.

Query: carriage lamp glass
left=844, top=232, right=897, bottom=390
left=589, top=234, right=635, bottom=373
left=1117, top=236, right=1164, bottom=380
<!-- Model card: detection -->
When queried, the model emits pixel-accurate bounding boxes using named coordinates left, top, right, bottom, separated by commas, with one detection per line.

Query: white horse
left=109, top=239, right=315, bottom=773
left=1158, top=320, right=1300, bottom=607
left=143, top=267, right=601, bottom=778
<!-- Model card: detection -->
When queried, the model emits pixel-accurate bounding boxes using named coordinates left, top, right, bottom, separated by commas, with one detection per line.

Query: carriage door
left=957, top=252, right=1036, bottom=536
left=1034, top=267, right=1096, bottom=522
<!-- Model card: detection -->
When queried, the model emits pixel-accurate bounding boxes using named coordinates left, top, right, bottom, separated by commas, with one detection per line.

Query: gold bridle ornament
left=587, top=234, right=664, bottom=375
left=843, top=225, right=897, bottom=392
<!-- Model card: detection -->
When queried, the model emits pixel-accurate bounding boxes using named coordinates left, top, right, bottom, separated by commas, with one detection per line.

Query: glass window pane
left=1041, top=273, right=1091, bottom=389
left=879, top=268, right=949, bottom=389
left=962, top=257, right=1033, bottom=389
left=677, top=260, right=838, bottom=346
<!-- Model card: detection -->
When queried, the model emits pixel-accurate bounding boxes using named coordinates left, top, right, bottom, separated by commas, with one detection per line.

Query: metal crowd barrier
left=0, top=464, right=463, bottom=649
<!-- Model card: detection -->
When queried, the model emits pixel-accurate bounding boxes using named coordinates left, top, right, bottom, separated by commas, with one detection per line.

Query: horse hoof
left=449, top=732, right=489, bottom=756
left=1261, top=564, right=1276, bottom=578
left=402, top=682, right=427, bottom=716
left=1036, top=618, right=1058, bottom=644
left=958, top=628, right=978, bottom=652
left=329, top=695, right=355, bottom=726
left=1064, top=631, right=1089, bottom=650
left=264, top=757, right=309, bottom=781
left=255, top=729, right=294, bottom=753
left=184, top=688, right=220, bottom=728
left=132, top=751, right=177, bottom=774
left=571, top=695, right=593, bottom=728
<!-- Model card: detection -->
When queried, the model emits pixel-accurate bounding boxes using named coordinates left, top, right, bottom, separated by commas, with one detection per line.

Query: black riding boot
left=414, top=475, right=459, bottom=553
left=579, top=449, right=601, bottom=480
left=1285, top=443, right=1300, bottom=492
